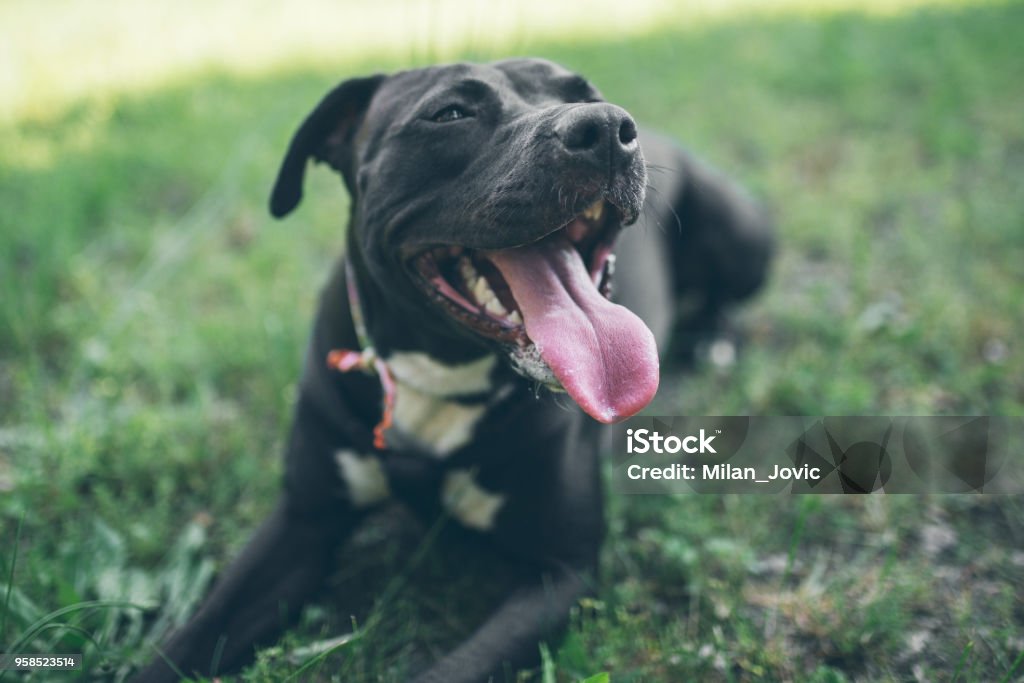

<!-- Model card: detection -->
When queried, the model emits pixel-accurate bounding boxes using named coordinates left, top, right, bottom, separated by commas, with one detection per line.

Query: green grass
left=2, top=0, right=1024, bottom=681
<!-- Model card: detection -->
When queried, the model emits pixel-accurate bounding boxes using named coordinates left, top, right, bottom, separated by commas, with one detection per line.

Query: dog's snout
left=555, top=103, right=639, bottom=169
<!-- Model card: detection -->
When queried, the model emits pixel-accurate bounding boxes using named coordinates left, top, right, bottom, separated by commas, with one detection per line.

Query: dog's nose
left=555, top=103, right=639, bottom=170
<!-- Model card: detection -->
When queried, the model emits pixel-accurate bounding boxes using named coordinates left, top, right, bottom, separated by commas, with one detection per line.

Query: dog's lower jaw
left=508, top=343, right=564, bottom=391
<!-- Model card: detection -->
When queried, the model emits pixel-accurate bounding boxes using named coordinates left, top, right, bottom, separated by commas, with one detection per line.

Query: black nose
left=555, top=103, right=639, bottom=170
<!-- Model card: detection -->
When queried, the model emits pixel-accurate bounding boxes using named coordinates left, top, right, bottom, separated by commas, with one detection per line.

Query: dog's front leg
left=134, top=396, right=363, bottom=683
left=133, top=497, right=357, bottom=682
left=411, top=563, right=593, bottom=683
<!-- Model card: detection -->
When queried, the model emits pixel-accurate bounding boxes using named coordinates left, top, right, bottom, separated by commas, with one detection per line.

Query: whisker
left=644, top=163, right=677, bottom=176
left=643, top=183, right=683, bottom=234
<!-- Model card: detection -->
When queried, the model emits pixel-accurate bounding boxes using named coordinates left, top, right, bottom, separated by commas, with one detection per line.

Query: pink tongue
left=486, top=236, right=659, bottom=423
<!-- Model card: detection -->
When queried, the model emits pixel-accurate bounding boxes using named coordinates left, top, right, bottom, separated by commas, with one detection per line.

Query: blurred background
left=1, top=0, right=1022, bottom=680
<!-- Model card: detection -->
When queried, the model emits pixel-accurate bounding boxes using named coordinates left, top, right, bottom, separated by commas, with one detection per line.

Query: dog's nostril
left=618, top=118, right=638, bottom=146
left=566, top=120, right=603, bottom=151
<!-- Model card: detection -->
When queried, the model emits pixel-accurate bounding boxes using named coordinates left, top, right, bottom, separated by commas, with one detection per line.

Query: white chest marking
left=387, top=352, right=495, bottom=396
left=334, top=449, right=390, bottom=508
left=441, top=469, right=506, bottom=531
left=385, top=352, right=496, bottom=457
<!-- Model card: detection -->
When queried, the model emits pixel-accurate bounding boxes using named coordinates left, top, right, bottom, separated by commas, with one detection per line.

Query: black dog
left=135, top=58, right=772, bottom=682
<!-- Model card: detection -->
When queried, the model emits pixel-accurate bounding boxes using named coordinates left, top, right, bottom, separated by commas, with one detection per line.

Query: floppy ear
left=269, top=74, right=386, bottom=218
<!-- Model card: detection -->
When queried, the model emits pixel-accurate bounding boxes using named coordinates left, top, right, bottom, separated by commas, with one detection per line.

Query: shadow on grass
left=2, top=2, right=1023, bottom=681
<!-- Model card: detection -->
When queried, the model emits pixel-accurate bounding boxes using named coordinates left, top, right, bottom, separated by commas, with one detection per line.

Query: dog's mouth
left=413, top=199, right=615, bottom=343
left=411, top=198, right=659, bottom=423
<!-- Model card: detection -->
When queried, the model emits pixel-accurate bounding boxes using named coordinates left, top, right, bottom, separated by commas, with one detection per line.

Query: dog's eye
left=431, top=105, right=471, bottom=123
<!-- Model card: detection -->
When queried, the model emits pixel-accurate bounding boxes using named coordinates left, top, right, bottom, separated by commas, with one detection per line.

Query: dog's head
left=270, top=58, right=658, bottom=423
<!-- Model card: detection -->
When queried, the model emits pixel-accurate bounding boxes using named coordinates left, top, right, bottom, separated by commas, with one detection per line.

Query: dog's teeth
left=459, top=256, right=477, bottom=283
left=582, top=199, right=605, bottom=222
left=484, top=297, right=508, bottom=317
left=507, top=310, right=523, bottom=325
left=472, top=276, right=493, bottom=304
